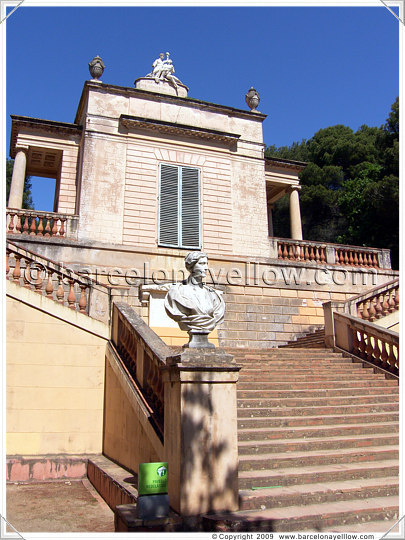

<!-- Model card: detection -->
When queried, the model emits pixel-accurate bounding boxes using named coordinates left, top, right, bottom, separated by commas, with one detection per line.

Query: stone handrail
left=6, top=208, right=79, bottom=240
left=273, top=237, right=391, bottom=269
left=323, top=278, right=400, bottom=348
left=6, top=240, right=112, bottom=324
left=111, top=303, right=171, bottom=437
left=345, top=279, right=399, bottom=322
left=333, top=312, right=399, bottom=377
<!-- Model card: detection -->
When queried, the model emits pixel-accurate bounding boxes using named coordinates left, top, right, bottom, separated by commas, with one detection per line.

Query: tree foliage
left=266, top=97, right=399, bottom=268
left=6, top=158, right=34, bottom=209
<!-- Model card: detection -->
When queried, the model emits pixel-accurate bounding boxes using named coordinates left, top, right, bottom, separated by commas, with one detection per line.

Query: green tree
left=266, top=98, right=399, bottom=268
left=6, top=158, right=34, bottom=209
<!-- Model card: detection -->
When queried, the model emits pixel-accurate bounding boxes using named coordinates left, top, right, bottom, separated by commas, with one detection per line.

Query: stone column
left=8, top=148, right=28, bottom=208
left=163, top=349, right=240, bottom=516
left=289, top=186, right=303, bottom=240
left=267, top=203, right=274, bottom=237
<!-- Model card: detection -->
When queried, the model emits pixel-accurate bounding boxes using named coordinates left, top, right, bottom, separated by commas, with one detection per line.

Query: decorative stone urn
left=245, top=87, right=260, bottom=112
left=88, top=56, right=105, bottom=81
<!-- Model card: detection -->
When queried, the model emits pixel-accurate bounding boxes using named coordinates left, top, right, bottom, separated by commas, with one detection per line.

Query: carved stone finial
left=245, top=87, right=261, bottom=112
left=164, top=252, right=225, bottom=348
left=88, top=55, right=105, bottom=82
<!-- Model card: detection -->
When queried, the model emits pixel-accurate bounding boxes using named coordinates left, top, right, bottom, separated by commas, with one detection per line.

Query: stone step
left=238, top=433, right=399, bottom=454
left=237, top=402, right=398, bottom=417
left=237, top=393, right=399, bottom=408
left=238, top=445, right=399, bottom=471
left=238, top=421, right=399, bottom=441
left=202, top=495, right=399, bottom=532
left=239, top=365, right=369, bottom=374
left=238, top=476, right=399, bottom=510
left=238, top=460, right=399, bottom=488
left=237, top=386, right=399, bottom=398
left=237, top=380, right=398, bottom=390
left=237, top=412, right=399, bottom=429
left=239, top=372, right=385, bottom=382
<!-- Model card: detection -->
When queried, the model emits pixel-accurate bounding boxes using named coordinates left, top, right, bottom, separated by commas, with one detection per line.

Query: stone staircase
left=203, top=347, right=399, bottom=532
left=279, top=327, right=326, bottom=348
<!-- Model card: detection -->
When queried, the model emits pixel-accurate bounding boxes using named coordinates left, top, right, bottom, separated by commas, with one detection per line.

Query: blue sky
left=4, top=2, right=400, bottom=211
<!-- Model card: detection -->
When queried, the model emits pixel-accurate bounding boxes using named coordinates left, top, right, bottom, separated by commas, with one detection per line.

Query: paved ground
left=6, top=479, right=115, bottom=533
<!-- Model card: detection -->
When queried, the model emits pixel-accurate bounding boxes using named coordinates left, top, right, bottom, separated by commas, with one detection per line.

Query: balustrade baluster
left=22, top=215, right=29, bottom=234
left=300, top=245, right=304, bottom=260
left=320, top=247, right=326, bottom=263
left=78, top=284, right=88, bottom=314
left=51, top=218, right=58, bottom=236
left=368, top=300, right=376, bottom=322
left=37, top=216, right=44, bottom=236
left=372, top=336, right=382, bottom=366
left=309, top=246, right=315, bottom=262
left=382, top=292, right=390, bottom=316
left=59, top=218, right=66, bottom=237
left=13, top=254, right=22, bottom=284
left=67, top=280, right=76, bottom=309
left=23, top=260, right=32, bottom=289
left=362, top=301, right=370, bottom=321
left=8, top=213, right=15, bottom=233
left=394, top=287, right=399, bottom=309
left=359, top=252, right=364, bottom=266
left=34, top=264, right=43, bottom=294
left=365, top=333, right=374, bottom=362
left=30, top=215, right=37, bottom=235
left=343, top=251, right=349, bottom=265
left=6, top=250, right=10, bottom=279
left=357, top=301, right=364, bottom=319
left=44, top=216, right=51, bottom=237
left=288, top=244, right=294, bottom=260
left=335, top=250, right=340, bottom=264
left=372, top=253, right=378, bottom=267
left=352, top=328, right=361, bottom=357
left=374, top=294, right=383, bottom=319
left=315, top=246, right=320, bottom=263
left=358, top=331, right=367, bottom=359
left=295, top=244, right=301, bottom=261
left=386, top=342, right=396, bottom=372
left=304, top=245, right=310, bottom=261
left=45, top=271, right=54, bottom=299
left=349, top=251, right=354, bottom=265
left=388, top=291, right=396, bottom=313
left=282, top=243, right=288, bottom=259
left=278, top=244, right=282, bottom=259
left=353, top=252, right=358, bottom=265
left=56, top=276, right=65, bottom=303
left=15, top=215, right=22, bottom=233
left=380, top=341, right=389, bottom=369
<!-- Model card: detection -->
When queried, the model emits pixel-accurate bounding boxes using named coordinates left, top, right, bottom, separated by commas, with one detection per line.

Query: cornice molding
left=119, top=114, right=241, bottom=145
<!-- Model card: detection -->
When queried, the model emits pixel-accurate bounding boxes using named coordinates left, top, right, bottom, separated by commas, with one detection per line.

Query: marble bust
left=164, top=252, right=225, bottom=348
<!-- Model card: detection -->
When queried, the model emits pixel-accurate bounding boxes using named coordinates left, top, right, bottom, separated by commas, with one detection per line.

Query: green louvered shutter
left=159, top=164, right=179, bottom=247
left=181, top=167, right=200, bottom=249
left=159, top=164, right=200, bottom=249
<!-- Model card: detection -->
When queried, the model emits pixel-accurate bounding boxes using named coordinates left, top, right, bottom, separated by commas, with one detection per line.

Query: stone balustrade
left=348, top=279, right=399, bottom=322
left=107, top=303, right=240, bottom=516
left=6, top=240, right=111, bottom=323
left=111, top=303, right=169, bottom=437
left=334, top=312, right=399, bottom=377
left=274, top=238, right=391, bottom=269
left=6, top=208, right=78, bottom=239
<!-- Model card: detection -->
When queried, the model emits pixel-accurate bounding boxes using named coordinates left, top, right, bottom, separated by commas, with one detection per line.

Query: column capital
left=288, top=184, right=301, bottom=194
left=14, top=145, right=29, bottom=154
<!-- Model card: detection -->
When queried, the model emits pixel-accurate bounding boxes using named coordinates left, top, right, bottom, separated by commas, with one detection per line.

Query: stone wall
left=9, top=237, right=397, bottom=348
left=6, top=281, right=108, bottom=455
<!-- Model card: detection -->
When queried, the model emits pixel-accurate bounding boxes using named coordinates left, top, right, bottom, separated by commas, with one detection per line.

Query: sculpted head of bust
left=184, top=251, right=209, bottom=283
